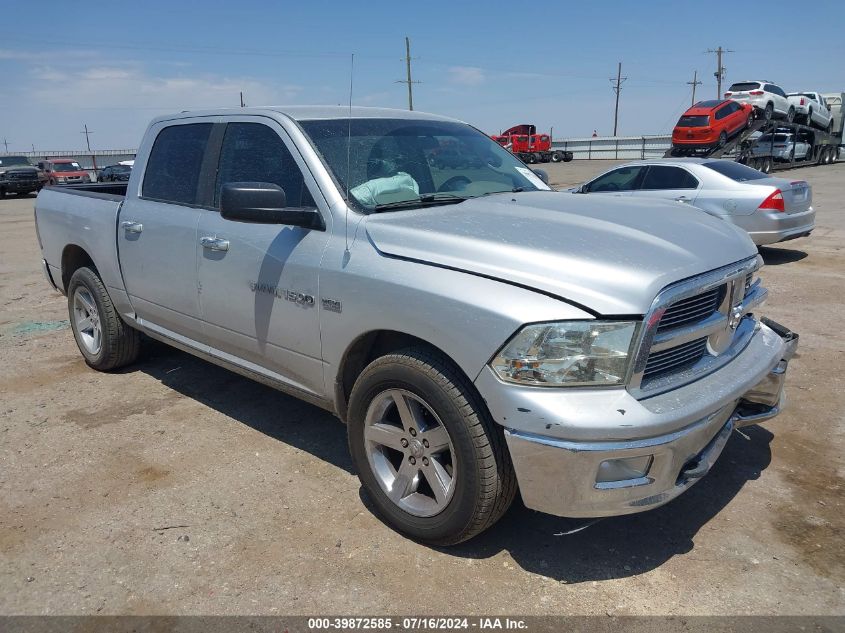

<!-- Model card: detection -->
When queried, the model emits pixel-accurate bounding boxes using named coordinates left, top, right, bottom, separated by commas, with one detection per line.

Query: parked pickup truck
left=34, top=106, right=798, bottom=544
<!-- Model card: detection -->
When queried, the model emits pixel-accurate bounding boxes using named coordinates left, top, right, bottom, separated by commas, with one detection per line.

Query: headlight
left=57, top=177, right=67, bottom=183
left=491, top=321, right=638, bottom=387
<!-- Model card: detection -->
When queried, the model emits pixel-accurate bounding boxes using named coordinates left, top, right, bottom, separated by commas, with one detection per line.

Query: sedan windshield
left=299, top=118, right=549, bottom=211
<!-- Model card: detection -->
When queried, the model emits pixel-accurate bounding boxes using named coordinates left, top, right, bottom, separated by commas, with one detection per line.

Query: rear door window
left=640, top=166, right=699, bottom=190
left=586, top=166, right=645, bottom=192
left=143, top=123, right=213, bottom=205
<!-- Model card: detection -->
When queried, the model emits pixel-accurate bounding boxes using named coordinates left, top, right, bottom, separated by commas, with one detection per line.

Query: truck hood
left=364, top=191, right=756, bottom=315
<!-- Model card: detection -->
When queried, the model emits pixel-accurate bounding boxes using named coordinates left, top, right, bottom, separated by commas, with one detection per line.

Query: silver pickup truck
left=34, top=106, right=798, bottom=545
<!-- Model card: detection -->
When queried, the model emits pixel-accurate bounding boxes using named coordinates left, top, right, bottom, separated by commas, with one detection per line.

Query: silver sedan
left=570, top=158, right=815, bottom=245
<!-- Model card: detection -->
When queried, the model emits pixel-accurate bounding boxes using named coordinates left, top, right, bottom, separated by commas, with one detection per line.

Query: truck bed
left=35, top=185, right=128, bottom=301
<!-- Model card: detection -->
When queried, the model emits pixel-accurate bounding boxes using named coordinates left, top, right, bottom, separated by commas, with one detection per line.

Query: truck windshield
left=0, top=156, right=32, bottom=166
left=299, top=118, right=548, bottom=211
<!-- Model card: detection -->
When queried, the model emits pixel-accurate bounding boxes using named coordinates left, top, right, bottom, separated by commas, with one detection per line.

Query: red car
left=671, top=99, right=753, bottom=152
left=38, top=158, right=91, bottom=186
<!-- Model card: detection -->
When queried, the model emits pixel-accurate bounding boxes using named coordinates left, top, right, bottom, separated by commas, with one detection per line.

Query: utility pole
left=2, top=138, right=9, bottom=153
left=240, top=91, right=245, bottom=108
left=395, top=36, right=420, bottom=111
left=80, top=124, right=97, bottom=172
left=609, top=62, right=627, bottom=136
left=706, top=46, right=733, bottom=98
left=687, top=70, right=702, bottom=106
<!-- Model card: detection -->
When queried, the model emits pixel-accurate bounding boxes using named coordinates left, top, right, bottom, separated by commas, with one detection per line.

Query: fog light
left=596, top=455, right=653, bottom=484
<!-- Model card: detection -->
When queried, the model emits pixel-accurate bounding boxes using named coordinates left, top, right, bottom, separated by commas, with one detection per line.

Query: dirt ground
left=1, top=160, right=843, bottom=616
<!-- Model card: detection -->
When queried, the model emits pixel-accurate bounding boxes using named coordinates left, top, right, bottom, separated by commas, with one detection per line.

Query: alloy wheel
left=363, top=388, right=456, bottom=517
left=73, top=287, right=102, bottom=355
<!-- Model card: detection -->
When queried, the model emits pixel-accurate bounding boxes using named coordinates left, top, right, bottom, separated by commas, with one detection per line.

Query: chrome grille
left=643, top=337, right=708, bottom=380
left=656, top=286, right=724, bottom=333
left=629, top=256, right=767, bottom=399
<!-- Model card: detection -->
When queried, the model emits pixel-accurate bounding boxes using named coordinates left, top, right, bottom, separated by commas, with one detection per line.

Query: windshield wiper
left=371, top=193, right=469, bottom=213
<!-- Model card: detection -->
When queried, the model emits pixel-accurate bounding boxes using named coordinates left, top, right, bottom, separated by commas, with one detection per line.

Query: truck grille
left=643, top=337, right=708, bottom=380
left=656, top=286, right=724, bottom=333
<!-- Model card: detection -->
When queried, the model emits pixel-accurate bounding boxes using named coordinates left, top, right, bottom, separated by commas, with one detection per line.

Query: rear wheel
left=762, top=103, right=774, bottom=121
left=563, top=152, right=574, bottom=162
left=718, top=131, right=727, bottom=148
left=67, top=267, right=140, bottom=371
left=785, top=106, right=795, bottom=123
left=347, top=348, right=517, bottom=545
left=805, top=108, right=813, bottom=126
left=550, top=151, right=563, bottom=163
left=762, top=157, right=773, bottom=174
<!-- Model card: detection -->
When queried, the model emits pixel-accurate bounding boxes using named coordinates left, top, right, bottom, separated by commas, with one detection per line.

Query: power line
left=687, top=70, right=702, bottom=106
left=395, top=36, right=420, bottom=111
left=705, top=47, right=733, bottom=98
left=609, top=62, right=627, bottom=136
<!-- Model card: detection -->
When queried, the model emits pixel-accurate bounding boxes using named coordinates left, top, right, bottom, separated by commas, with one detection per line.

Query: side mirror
left=220, top=182, right=323, bottom=229
left=531, top=168, right=549, bottom=185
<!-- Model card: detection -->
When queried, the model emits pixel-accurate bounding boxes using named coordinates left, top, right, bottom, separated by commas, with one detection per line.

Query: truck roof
left=150, top=105, right=461, bottom=125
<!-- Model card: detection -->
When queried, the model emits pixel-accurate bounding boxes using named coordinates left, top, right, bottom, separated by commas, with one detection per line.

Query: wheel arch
left=61, top=244, right=97, bottom=294
left=334, top=329, right=470, bottom=423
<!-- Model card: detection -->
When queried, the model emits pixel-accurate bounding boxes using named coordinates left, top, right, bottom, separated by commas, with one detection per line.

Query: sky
left=2, top=0, right=844, bottom=152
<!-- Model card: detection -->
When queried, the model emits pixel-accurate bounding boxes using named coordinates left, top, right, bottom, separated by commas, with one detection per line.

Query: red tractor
left=491, top=124, right=573, bottom=164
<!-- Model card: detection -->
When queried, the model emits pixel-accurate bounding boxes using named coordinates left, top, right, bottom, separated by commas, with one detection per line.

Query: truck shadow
left=758, top=245, right=808, bottom=265
left=130, top=339, right=772, bottom=583
left=439, top=423, right=773, bottom=582
left=129, top=338, right=354, bottom=474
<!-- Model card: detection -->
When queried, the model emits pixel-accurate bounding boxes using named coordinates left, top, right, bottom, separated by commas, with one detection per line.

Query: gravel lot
left=1, top=160, right=843, bottom=616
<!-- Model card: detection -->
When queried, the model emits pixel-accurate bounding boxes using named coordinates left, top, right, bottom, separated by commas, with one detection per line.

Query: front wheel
left=762, top=103, right=774, bottom=121
left=347, top=348, right=517, bottom=545
left=785, top=106, right=795, bottom=124
left=550, top=151, right=563, bottom=162
left=718, top=131, right=727, bottom=148
left=67, top=267, right=140, bottom=371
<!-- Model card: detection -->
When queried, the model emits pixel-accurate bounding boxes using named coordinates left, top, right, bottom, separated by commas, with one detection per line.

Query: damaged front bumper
left=477, top=318, right=798, bottom=518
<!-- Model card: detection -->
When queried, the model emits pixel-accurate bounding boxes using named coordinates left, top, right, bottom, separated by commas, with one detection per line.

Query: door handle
left=200, top=236, right=230, bottom=252
left=674, top=196, right=690, bottom=202
left=121, top=220, right=143, bottom=233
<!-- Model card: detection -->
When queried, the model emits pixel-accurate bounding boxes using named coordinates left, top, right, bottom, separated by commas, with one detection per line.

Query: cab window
left=214, top=123, right=315, bottom=209
left=143, top=123, right=213, bottom=205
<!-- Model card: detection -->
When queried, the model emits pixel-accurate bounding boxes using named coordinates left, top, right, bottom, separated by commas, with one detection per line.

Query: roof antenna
left=344, top=53, right=354, bottom=254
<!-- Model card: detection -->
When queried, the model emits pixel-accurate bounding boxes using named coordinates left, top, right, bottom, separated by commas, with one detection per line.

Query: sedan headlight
left=491, top=321, right=638, bottom=387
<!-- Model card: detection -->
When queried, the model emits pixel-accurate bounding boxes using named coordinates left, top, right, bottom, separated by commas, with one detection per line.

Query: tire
left=718, top=131, right=727, bottom=148
left=563, top=152, right=573, bottom=162
left=67, top=267, right=140, bottom=371
left=347, top=347, right=517, bottom=545
left=0, top=187, right=6, bottom=199
left=762, top=103, right=774, bottom=121
left=785, top=106, right=795, bottom=123
left=550, top=151, right=563, bottom=163
left=762, top=157, right=772, bottom=174
left=805, top=108, right=813, bottom=126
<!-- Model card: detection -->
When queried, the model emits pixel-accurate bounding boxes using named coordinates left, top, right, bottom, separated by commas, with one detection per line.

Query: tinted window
left=727, top=102, right=740, bottom=114
left=215, top=123, right=315, bottom=208
left=765, top=85, right=786, bottom=97
left=641, top=166, right=699, bottom=190
left=714, top=106, right=729, bottom=120
left=677, top=115, right=709, bottom=127
left=729, top=82, right=760, bottom=92
left=586, top=166, right=644, bottom=192
left=693, top=100, right=723, bottom=108
left=703, top=160, right=766, bottom=182
left=143, top=123, right=212, bottom=205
